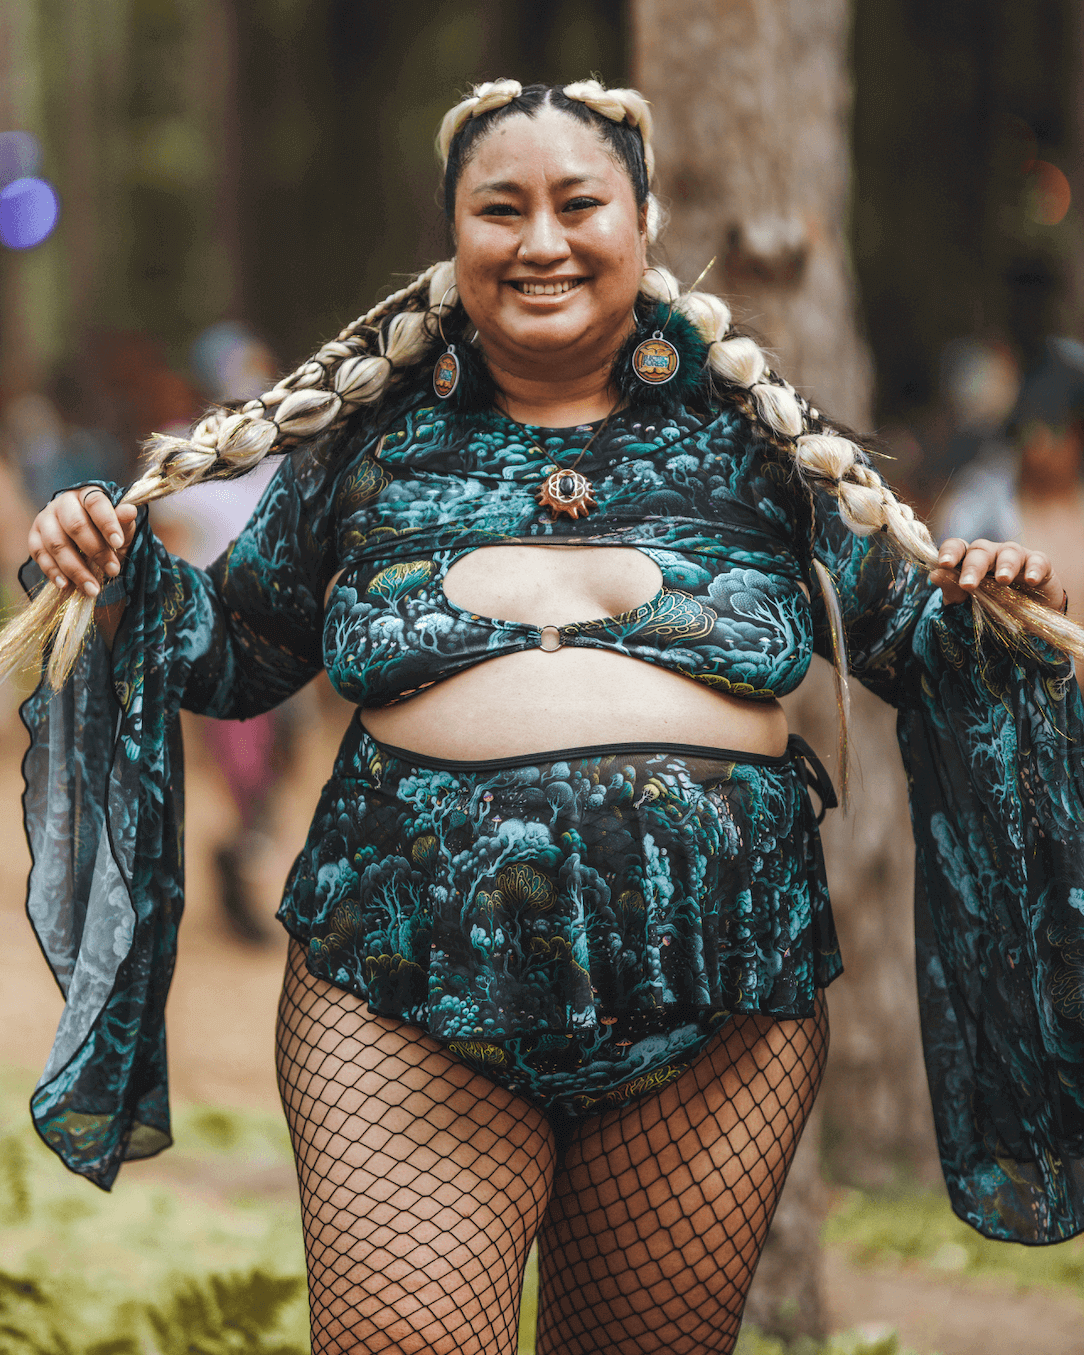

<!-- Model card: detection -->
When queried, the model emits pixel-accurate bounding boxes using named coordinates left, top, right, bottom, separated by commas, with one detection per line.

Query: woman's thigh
left=275, top=939, right=557, bottom=1355
left=536, top=995, right=829, bottom=1355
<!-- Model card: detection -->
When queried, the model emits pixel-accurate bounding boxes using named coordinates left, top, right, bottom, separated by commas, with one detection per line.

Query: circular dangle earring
left=432, top=285, right=461, bottom=399
left=632, top=268, right=681, bottom=386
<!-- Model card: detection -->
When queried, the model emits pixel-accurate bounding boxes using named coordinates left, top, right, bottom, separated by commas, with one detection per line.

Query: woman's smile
left=453, top=104, right=647, bottom=375
left=508, top=276, right=586, bottom=297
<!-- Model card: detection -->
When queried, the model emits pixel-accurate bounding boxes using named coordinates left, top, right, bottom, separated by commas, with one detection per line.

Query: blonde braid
left=0, top=258, right=460, bottom=689
left=662, top=277, right=1084, bottom=662
left=636, top=271, right=1084, bottom=790
left=562, top=79, right=664, bottom=243
left=562, top=80, right=655, bottom=180
left=435, top=79, right=523, bottom=167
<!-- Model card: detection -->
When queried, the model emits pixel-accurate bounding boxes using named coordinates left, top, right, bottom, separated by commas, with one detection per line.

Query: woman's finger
left=936, top=537, right=970, bottom=570
left=28, top=524, right=68, bottom=590
left=54, top=498, right=118, bottom=578
left=35, top=526, right=104, bottom=595
left=79, top=487, right=126, bottom=550
left=991, top=544, right=1027, bottom=583
left=1021, top=549, right=1053, bottom=587
left=954, top=539, right=999, bottom=589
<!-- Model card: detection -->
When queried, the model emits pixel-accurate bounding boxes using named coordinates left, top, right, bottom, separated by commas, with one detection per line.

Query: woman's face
left=452, top=106, right=647, bottom=378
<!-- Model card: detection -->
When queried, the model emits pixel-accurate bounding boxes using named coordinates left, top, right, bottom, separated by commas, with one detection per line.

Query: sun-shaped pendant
left=537, top=468, right=597, bottom=519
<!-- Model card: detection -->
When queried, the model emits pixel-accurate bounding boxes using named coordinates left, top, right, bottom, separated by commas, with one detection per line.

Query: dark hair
left=441, top=83, right=650, bottom=220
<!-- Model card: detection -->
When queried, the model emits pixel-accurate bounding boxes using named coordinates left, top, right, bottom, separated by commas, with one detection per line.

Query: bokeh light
left=0, top=130, right=41, bottom=188
left=0, top=176, right=60, bottom=249
left=1026, top=160, right=1071, bottom=226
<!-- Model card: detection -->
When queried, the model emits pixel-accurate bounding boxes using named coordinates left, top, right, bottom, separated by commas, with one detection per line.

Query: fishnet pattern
left=276, top=940, right=556, bottom=1355
left=537, top=997, right=829, bottom=1355
left=276, top=939, right=828, bottom=1355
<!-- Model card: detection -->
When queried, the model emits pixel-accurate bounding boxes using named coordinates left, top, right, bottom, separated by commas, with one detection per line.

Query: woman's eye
left=564, top=197, right=600, bottom=212
left=481, top=203, right=519, bottom=217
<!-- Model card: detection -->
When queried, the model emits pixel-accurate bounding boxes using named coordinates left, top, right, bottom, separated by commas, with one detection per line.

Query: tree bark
left=631, top=0, right=937, bottom=1343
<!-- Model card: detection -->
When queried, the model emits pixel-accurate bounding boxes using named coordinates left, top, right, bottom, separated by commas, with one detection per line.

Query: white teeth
left=517, top=279, right=580, bottom=296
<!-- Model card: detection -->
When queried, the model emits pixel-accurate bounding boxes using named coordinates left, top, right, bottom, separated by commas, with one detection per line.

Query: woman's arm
left=24, top=446, right=343, bottom=716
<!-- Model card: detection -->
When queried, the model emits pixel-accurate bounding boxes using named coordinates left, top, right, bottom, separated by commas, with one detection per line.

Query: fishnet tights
left=276, top=940, right=829, bottom=1355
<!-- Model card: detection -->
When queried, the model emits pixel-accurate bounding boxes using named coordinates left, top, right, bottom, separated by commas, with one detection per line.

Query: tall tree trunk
left=631, top=0, right=936, bottom=1342
left=0, top=0, right=45, bottom=398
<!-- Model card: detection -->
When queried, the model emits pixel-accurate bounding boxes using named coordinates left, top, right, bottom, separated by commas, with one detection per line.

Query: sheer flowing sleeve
left=809, top=488, right=1084, bottom=1243
left=21, top=445, right=342, bottom=1188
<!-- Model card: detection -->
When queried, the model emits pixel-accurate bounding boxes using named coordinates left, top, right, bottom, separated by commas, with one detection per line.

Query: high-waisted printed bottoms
left=278, top=721, right=841, bottom=1118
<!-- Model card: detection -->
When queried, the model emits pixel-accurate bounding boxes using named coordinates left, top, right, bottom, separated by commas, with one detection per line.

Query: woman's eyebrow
left=470, top=174, right=601, bottom=196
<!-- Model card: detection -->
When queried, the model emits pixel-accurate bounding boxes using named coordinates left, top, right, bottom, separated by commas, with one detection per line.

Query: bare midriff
left=329, top=543, right=793, bottom=761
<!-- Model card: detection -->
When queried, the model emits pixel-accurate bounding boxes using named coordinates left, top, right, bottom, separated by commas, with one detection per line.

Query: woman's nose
left=517, top=210, right=571, bottom=264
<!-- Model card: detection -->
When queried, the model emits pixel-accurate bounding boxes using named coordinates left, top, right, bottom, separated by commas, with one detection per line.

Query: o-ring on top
left=322, top=401, right=818, bottom=708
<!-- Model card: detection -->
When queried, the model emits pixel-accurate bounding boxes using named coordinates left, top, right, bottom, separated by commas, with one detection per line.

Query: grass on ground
left=2, top=1065, right=1082, bottom=1353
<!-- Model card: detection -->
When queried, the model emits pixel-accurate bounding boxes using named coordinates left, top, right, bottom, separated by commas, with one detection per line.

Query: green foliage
left=0, top=1068, right=307, bottom=1354
left=734, top=1324, right=933, bottom=1355
left=0, top=1132, right=32, bottom=1224
left=0, top=1267, right=306, bottom=1355
left=517, top=1243, right=539, bottom=1353
left=138, top=1271, right=305, bottom=1355
left=824, top=1184, right=1084, bottom=1292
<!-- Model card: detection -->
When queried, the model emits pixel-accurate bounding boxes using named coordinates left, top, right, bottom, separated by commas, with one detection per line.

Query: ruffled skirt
left=277, top=720, right=842, bottom=1047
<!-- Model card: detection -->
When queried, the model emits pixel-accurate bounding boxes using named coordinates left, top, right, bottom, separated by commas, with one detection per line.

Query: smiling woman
left=7, top=77, right=1084, bottom=1355
left=452, top=107, right=648, bottom=409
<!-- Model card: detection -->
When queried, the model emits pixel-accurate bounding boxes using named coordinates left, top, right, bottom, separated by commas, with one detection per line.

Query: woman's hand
left=931, top=537, right=1066, bottom=610
left=28, top=487, right=138, bottom=600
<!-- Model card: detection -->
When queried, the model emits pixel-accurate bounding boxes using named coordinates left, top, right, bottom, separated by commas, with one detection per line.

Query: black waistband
left=362, top=724, right=838, bottom=819
left=788, top=734, right=838, bottom=823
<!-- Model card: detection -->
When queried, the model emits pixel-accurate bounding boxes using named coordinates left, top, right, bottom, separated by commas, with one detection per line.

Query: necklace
left=531, top=404, right=618, bottom=520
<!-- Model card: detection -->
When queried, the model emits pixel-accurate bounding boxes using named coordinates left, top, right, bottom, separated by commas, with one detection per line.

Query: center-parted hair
left=5, top=76, right=1083, bottom=719
left=439, top=81, right=653, bottom=223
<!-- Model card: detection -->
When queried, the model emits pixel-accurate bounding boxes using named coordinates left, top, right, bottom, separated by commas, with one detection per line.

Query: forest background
left=1, top=2, right=1084, bottom=1353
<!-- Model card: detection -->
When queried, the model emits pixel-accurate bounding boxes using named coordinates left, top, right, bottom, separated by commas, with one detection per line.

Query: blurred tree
left=632, top=0, right=935, bottom=1345
left=232, top=0, right=626, bottom=367
left=852, top=0, right=1084, bottom=430
left=0, top=0, right=626, bottom=424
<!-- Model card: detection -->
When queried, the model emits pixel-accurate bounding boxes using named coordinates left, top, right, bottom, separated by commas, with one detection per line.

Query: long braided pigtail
left=659, top=261, right=1084, bottom=788
left=0, top=259, right=459, bottom=690
left=1, top=76, right=538, bottom=692
left=564, top=79, right=1084, bottom=792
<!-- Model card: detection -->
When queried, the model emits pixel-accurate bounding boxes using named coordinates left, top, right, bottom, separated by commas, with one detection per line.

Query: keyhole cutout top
left=441, top=544, right=664, bottom=628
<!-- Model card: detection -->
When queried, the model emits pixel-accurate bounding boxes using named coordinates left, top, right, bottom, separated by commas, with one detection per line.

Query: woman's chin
left=485, top=319, right=623, bottom=370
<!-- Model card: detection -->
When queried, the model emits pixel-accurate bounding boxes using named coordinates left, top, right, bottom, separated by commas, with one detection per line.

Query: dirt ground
left=0, top=688, right=1081, bottom=1355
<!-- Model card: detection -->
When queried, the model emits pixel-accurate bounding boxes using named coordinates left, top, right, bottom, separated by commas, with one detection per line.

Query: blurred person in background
left=885, top=336, right=1021, bottom=520
left=937, top=337, right=1084, bottom=682
left=0, top=389, right=127, bottom=508
left=936, top=336, right=1021, bottom=482
left=153, top=322, right=304, bottom=944
left=8, top=79, right=1084, bottom=1355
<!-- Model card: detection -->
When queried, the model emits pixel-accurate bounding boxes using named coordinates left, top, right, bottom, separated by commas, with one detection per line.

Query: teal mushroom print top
left=19, top=393, right=1084, bottom=1250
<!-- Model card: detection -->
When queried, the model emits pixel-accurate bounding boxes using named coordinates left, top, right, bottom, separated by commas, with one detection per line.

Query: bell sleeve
left=809, top=489, right=1084, bottom=1244
left=21, top=445, right=340, bottom=1189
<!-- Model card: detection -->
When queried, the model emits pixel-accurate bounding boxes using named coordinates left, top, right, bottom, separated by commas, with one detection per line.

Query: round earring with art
left=432, top=285, right=461, bottom=399
left=632, top=269, right=681, bottom=386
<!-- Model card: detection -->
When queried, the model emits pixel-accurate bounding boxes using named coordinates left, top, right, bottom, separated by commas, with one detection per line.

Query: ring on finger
left=80, top=487, right=105, bottom=509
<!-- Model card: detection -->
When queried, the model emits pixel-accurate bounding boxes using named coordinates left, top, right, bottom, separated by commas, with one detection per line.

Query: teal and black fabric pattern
left=18, top=395, right=1084, bottom=1250
left=324, top=403, right=814, bottom=705
left=277, top=729, right=840, bottom=1043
